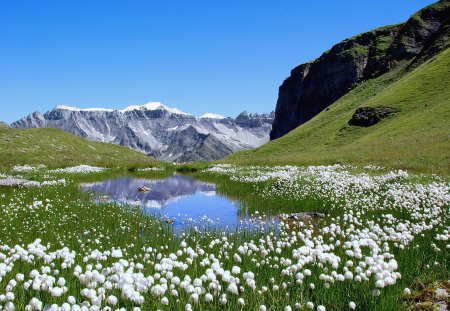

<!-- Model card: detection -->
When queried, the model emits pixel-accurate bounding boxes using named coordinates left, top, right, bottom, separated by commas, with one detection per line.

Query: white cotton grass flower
left=205, top=293, right=213, bottom=302
left=220, top=295, right=227, bottom=305
left=67, top=296, right=76, bottom=305
left=50, top=287, right=63, bottom=297
left=232, top=266, right=241, bottom=274
left=349, top=301, right=356, bottom=309
left=190, top=293, right=199, bottom=304
left=161, top=297, right=169, bottom=305
left=107, top=295, right=118, bottom=306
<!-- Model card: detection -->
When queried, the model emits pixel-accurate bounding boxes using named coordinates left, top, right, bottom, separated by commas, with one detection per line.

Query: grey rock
left=281, top=212, right=327, bottom=220
left=435, top=288, right=448, bottom=300
left=436, top=301, right=447, bottom=311
left=12, top=103, right=274, bottom=162
left=348, top=107, right=400, bottom=127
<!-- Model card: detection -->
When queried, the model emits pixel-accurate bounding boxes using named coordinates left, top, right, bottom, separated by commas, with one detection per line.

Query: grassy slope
left=225, top=48, right=450, bottom=174
left=0, top=126, right=161, bottom=170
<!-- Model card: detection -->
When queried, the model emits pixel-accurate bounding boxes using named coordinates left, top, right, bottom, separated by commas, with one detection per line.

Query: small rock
left=137, top=186, right=150, bottom=192
left=435, top=288, right=448, bottom=300
left=436, top=301, right=447, bottom=311
left=281, top=212, right=327, bottom=220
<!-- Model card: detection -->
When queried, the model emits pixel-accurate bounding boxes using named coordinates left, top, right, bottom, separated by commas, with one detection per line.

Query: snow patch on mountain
left=199, top=113, right=226, bottom=119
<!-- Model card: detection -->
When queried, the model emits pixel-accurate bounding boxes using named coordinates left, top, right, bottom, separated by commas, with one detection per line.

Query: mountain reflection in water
left=81, top=175, right=244, bottom=230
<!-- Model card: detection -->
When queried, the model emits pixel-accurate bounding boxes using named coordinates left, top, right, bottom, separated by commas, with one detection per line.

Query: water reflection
left=81, top=175, right=251, bottom=231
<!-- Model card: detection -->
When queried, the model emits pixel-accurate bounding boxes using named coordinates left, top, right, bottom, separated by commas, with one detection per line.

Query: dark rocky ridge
left=270, top=0, right=450, bottom=140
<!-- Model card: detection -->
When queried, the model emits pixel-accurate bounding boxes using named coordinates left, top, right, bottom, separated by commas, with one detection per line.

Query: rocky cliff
left=12, top=103, right=274, bottom=162
left=270, top=0, right=450, bottom=140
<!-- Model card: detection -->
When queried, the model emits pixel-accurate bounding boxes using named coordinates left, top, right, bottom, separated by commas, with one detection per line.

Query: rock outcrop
left=12, top=103, right=274, bottom=162
left=348, top=107, right=400, bottom=127
left=270, top=0, right=450, bottom=140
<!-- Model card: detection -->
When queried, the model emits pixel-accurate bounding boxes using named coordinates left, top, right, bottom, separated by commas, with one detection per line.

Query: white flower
left=190, top=293, right=199, bottom=304
left=67, top=296, right=76, bottom=305
left=205, top=293, right=213, bottom=302
left=232, top=266, right=241, bottom=274
left=227, top=283, right=238, bottom=294
left=107, top=295, right=118, bottom=306
left=57, top=277, right=66, bottom=287
left=233, top=253, right=242, bottom=262
left=349, top=301, right=356, bottom=309
left=50, top=287, right=63, bottom=297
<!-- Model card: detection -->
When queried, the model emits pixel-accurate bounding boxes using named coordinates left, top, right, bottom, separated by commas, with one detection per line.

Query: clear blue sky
left=1, top=0, right=436, bottom=123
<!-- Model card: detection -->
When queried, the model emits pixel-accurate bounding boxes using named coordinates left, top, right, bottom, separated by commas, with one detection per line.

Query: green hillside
left=0, top=126, right=161, bottom=170
left=225, top=48, right=450, bottom=174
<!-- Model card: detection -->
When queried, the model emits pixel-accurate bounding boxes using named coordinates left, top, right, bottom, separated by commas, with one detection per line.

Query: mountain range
left=12, top=103, right=274, bottom=162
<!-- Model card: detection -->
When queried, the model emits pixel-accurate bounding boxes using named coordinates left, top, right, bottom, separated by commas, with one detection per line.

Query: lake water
left=80, top=174, right=272, bottom=232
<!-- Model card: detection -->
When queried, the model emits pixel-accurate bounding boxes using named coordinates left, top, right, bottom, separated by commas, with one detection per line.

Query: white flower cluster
left=40, top=179, right=67, bottom=187
left=49, top=165, right=107, bottom=174
left=137, top=167, right=166, bottom=172
left=12, top=164, right=46, bottom=173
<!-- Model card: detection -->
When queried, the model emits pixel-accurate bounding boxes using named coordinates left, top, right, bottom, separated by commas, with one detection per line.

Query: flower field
left=0, top=164, right=448, bottom=310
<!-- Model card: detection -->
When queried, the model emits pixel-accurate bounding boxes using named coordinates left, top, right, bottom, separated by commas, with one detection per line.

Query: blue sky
left=1, top=0, right=436, bottom=123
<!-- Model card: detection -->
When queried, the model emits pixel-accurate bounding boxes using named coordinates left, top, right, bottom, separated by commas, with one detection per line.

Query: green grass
left=339, top=43, right=369, bottom=58
left=0, top=127, right=161, bottom=170
left=224, top=48, right=450, bottom=175
left=374, top=35, right=394, bottom=58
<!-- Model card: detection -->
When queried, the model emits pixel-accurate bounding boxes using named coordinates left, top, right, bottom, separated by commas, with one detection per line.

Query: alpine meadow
left=0, top=1, right=448, bottom=311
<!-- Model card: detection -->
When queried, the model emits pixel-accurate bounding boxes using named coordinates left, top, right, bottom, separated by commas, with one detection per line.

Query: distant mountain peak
left=122, top=102, right=191, bottom=116
left=54, top=102, right=192, bottom=116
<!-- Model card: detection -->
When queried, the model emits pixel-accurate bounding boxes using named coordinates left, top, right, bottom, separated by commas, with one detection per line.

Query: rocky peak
left=12, top=111, right=46, bottom=128
left=235, top=111, right=275, bottom=128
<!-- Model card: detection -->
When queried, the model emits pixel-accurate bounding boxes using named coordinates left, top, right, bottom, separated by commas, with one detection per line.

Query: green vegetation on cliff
left=0, top=127, right=161, bottom=170
left=225, top=48, right=450, bottom=174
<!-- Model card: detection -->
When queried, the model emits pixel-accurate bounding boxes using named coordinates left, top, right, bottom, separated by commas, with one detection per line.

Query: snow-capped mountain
left=12, top=102, right=274, bottom=162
